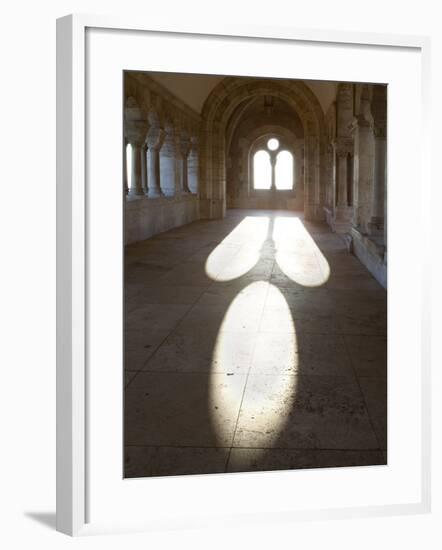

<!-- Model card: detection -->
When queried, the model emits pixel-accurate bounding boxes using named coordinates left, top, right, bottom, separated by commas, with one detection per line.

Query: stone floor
left=124, top=209, right=387, bottom=477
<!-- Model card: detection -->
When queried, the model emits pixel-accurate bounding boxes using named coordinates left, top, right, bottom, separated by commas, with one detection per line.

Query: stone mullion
left=270, top=152, right=277, bottom=191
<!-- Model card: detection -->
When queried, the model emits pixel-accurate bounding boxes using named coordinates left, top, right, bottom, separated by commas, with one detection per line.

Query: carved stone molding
left=333, top=138, right=354, bottom=156
left=146, top=127, right=166, bottom=152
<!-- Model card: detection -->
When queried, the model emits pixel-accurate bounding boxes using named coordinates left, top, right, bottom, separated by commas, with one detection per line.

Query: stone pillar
left=124, top=97, right=148, bottom=198
left=179, top=136, right=192, bottom=193
left=146, top=128, right=165, bottom=198
left=160, top=125, right=178, bottom=196
left=331, top=139, right=353, bottom=230
left=123, top=137, right=129, bottom=196
left=293, top=139, right=304, bottom=209
left=128, top=140, right=143, bottom=196
left=325, top=143, right=333, bottom=208
left=140, top=142, right=148, bottom=195
left=350, top=114, right=375, bottom=232
left=369, top=131, right=386, bottom=234
left=369, top=84, right=387, bottom=237
left=337, top=149, right=348, bottom=207
left=188, top=136, right=199, bottom=195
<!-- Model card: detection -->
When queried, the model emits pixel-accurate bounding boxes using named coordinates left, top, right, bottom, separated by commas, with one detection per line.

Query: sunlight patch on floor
left=273, top=217, right=330, bottom=286
left=209, top=282, right=298, bottom=447
left=205, top=216, right=269, bottom=281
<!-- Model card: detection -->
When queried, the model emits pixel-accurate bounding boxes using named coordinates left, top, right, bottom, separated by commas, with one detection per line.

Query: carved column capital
left=349, top=114, right=372, bottom=134
left=146, top=127, right=166, bottom=151
left=125, top=120, right=150, bottom=147
left=179, top=136, right=192, bottom=159
left=373, top=122, right=387, bottom=139
left=333, top=138, right=354, bottom=157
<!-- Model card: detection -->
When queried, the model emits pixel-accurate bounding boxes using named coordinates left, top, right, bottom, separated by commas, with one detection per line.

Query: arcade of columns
left=324, top=82, right=387, bottom=286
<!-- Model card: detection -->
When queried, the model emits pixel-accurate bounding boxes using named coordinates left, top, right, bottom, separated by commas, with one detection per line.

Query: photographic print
left=123, top=71, right=387, bottom=478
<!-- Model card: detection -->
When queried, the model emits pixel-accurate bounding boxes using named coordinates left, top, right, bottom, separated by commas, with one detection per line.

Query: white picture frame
left=56, top=13, right=432, bottom=537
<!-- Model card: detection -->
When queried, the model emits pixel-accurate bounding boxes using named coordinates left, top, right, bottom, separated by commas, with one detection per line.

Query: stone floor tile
left=124, top=372, right=247, bottom=447
left=259, top=306, right=338, bottom=334
left=144, top=330, right=256, bottom=374
left=324, top=274, right=383, bottom=291
left=125, top=304, right=192, bottom=331
left=154, top=262, right=213, bottom=287
left=176, top=303, right=264, bottom=334
left=128, top=285, right=206, bottom=306
left=250, top=328, right=354, bottom=377
left=196, top=281, right=269, bottom=307
left=125, top=328, right=170, bottom=353
left=358, top=376, right=387, bottom=450
left=296, top=333, right=354, bottom=376
left=338, top=311, right=387, bottom=336
left=344, top=335, right=387, bottom=377
left=227, top=448, right=386, bottom=473
left=125, top=370, right=138, bottom=388
left=250, top=332, right=298, bottom=374
left=125, top=446, right=229, bottom=478
left=233, top=374, right=379, bottom=449
left=125, top=262, right=171, bottom=285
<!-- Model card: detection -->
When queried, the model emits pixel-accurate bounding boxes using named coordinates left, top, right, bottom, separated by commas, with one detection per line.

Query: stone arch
left=200, top=77, right=326, bottom=219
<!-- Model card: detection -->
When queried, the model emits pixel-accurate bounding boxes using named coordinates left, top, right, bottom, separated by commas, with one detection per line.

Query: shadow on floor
left=24, top=512, right=56, bottom=530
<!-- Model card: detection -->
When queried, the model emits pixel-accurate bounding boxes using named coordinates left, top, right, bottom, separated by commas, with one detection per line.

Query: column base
left=325, top=205, right=352, bottom=234
left=367, top=216, right=384, bottom=236
left=350, top=227, right=387, bottom=288
left=147, top=189, right=164, bottom=198
left=128, top=189, right=145, bottom=197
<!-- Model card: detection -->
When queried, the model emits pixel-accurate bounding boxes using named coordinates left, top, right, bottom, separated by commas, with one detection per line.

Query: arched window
left=252, top=137, right=295, bottom=191
left=275, top=150, right=294, bottom=190
left=253, top=150, right=272, bottom=189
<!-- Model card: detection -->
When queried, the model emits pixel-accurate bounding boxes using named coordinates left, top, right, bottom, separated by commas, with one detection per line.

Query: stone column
left=179, top=136, right=192, bottom=193
left=188, top=136, right=199, bottom=195
left=337, top=149, right=349, bottom=207
left=369, top=85, right=387, bottom=236
left=146, top=128, right=166, bottom=198
left=126, top=122, right=149, bottom=197
left=350, top=114, right=375, bottom=232
left=369, top=129, right=386, bottom=234
left=328, top=139, right=353, bottom=231
left=325, top=143, right=333, bottom=208
left=291, top=140, right=304, bottom=210
left=128, top=141, right=143, bottom=196
left=123, top=137, right=128, bottom=196
left=160, top=125, right=178, bottom=196
left=140, top=142, right=148, bottom=195
left=124, top=97, right=148, bottom=198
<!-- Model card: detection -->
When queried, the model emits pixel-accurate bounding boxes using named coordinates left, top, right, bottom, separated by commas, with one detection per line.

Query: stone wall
left=125, top=194, right=198, bottom=245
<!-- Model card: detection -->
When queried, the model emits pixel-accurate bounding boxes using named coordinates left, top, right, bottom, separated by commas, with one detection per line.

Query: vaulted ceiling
left=149, top=72, right=338, bottom=115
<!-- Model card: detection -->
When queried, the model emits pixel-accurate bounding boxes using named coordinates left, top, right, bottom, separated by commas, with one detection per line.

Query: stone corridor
left=124, top=210, right=387, bottom=477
